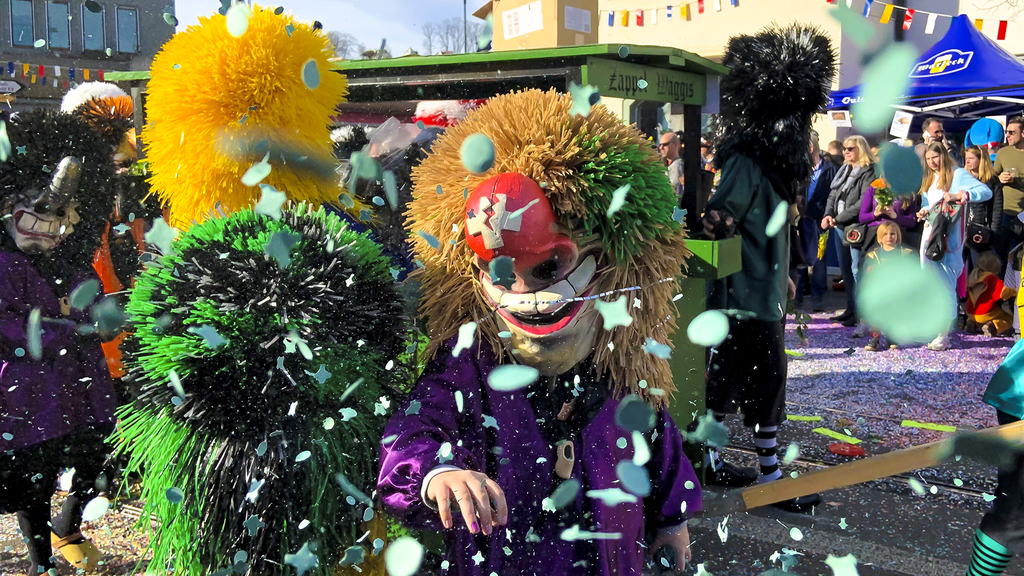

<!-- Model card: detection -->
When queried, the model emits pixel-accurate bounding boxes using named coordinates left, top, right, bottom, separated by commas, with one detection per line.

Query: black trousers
left=980, top=411, right=1024, bottom=554
left=706, top=317, right=787, bottom=427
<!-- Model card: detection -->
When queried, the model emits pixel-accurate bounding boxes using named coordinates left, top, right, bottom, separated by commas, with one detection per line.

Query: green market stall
left=107, top=43, right=734, bottom=434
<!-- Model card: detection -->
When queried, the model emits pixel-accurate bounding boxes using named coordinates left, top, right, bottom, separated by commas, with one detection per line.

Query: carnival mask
left=465, top=173, right=602, bottom=375
left=4, top=156, right=82, bottom=255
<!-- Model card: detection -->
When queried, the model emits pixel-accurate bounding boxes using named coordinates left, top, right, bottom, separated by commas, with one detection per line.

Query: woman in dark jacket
left=964, top=145, right=1004, bottom=267
left=821, top=135, right=878, bottom=325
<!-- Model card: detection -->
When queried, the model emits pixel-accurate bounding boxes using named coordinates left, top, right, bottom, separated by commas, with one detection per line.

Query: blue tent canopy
left=828, top=15, right=1024, bottom=118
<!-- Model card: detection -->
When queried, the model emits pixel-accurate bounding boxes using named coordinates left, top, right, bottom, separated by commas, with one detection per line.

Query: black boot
left=704, top=461, right=759, bottom=488
left=771, top=493, right=822, bottom=513
left=17, top=501, right=56, bottom=575
left=829, top=309, right=854, bottom=322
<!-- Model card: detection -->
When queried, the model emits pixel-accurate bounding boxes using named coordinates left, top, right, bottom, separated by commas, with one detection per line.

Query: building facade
left=0, top=0, right=173, bottom=110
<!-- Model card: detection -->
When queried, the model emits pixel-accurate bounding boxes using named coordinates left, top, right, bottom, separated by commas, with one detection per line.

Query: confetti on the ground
left=900, top=420, right=956, bottom=432
left=687, top=310, right=730, bottom=346
left=595, top=296, right=633, bottom=329
left=787, top=415, right=822, bottom=422
left=812, top=427, right=862, bottom=444
left=783, top=443, right=800, bottom=464
left=487, top=364, right=539, bottom=392
left=825, top=553, right=860, bottom=576
left=790, top=527, right=804, bottom=541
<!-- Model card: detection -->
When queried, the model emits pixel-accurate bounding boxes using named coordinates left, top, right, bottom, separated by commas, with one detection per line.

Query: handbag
left=966, top=223, right=993, bottom=251
left=925, top=201, right=965, bottom=262
left=842, top=223, right=868, bottom=247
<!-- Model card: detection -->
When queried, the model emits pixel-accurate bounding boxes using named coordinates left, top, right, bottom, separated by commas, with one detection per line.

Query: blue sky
left=173, top=0, right=483, bottom=55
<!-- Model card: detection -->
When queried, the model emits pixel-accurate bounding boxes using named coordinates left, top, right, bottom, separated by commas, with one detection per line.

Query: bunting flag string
left=0, top=61, right=107, bottom=90
left=599, top=0, right=1009, bottom=40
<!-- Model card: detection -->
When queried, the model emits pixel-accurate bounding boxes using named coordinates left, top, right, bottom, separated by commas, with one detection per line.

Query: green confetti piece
left=489, top=256, right=516, bottom=290
left=81, top=497, right=110, bottom=521
left=70, top=279, right=100, bottom=311
left=631, top=431, right=650, bottom=465
left=690, top=412, right=730, bottom=448
left=851, top=43, right=918, bottom=132
left=163, top=11, right=178, bottom=26
left=784, top=349, right=806, bottom=358
left=372, top=196, right=385, bottom=206
left=686, top=310, right=729, bottom=346
left=295, top=450, right=311, bottom=462
left=417, top=230, right=440, bottom=249
left=460, top=133, right=495, bottom=174
left=383, top=170, right=399, bottom=209
left=84, top=0, right=101, bottom=13
left=839, top=518, right=848, bottom=530
left=617, top=45, right=629, bottom=58
left=616, top=460, right=651, bottom=497
left=264, top=230, right=301, bottom=269
left=144, top=218, right=178, bottom=255
left=188, top=325, right=227, bottom=348
left=323, top=417, right=335, bottom=430
left=543, top=478, right=581, bottom=511
left=0, top=121, right=10, bottom=163
left=586, top=487, right=638, bottom=506
left=105, top=47, right=112, bottom=56
left=568, top=82, right=602, bottom=116
left=254, top=184, right=287, bottom=220
left=384, top=536, right=424, bottom=576
left=908, top=478, right=926, bottom=495
left=284, top=542, right=319, bottom=576
left=783, top=443, right=800, bottom=464
left=616, top=437, right=627, bottom=449
left=812, top=427, right=861, bottom=444
left=165, top=487, right=184, bottom=503
left=984, top=492, right=997, bottom=502
left=765, top=201, right=789, bottom=237
left=901, top=420, right=956, bottom=432
left=487, top=364, right=539, bottom=392
left=790, top=527, right=804, bottom=541
left=672, top=205, right=686, bottom=224
left=642, top=338, right=671, bottom=359
left=606, top=184, right=630, bottom=218
left=830, top=1, right=876, bottom=48
left=615, top=395, right=655, bottom=432
left=26, top=309, right=41, bottom=360
left=301, top=58, right=320, bottom=90
left=787, top=415, right=822, bottom=421
left=880, top=145, right=924, bottom=195
left=225, top=2, right=251, bottom=37
left=452, top=321, right=477, bottom=357
left=594, top=296, right=633, bottom=329
left=33, top=39, right=45, bottom=48
left=954, top=478, right=964, bottom=487
left=825, top=554, right=860, bottom=576
left=241, top=153, right=272, bottom=187
left=857, top=252, right=955, bottom=344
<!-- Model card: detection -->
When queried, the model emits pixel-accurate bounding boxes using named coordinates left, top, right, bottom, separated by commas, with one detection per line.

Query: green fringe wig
left=115, top=204, right=409, bottom=575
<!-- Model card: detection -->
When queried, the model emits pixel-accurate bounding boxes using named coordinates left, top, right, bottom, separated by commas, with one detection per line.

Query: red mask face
left=464, top=173, right=602, bottom=375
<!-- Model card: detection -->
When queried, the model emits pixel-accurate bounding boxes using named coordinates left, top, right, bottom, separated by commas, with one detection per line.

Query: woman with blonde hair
left=964, top=145, right=1003, bottom=267
left=822, top=135, right=878, bottom=328
left=916, top=142, right=992, bottom=350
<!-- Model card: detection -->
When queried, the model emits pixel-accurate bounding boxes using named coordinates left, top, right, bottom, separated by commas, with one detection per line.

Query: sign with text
left=0, top=80, right=23, bottom=94
left=583, top=58, right=706, bottom=106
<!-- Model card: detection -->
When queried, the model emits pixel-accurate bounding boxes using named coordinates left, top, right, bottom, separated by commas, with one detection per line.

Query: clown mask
left=465, top=173, right=602, bottom=376
left=4, top=157, right=82, bottom=255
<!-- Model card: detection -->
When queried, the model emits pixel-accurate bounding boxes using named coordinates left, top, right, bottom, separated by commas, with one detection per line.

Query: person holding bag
left=916, top=142, right=993, bottom=350
left=821, top=135, right=878, bottom=327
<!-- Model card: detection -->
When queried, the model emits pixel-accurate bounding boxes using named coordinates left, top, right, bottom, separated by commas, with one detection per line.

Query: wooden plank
left=700, top=420, right=1024, bottom=517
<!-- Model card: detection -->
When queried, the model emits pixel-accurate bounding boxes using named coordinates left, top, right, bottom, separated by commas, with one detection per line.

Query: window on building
left=10, top=0, right=33, bottom=47
left=82, top=4, right=104, bottom=51
left=46, top=2, right=70, bottom=49
left=116, top=7, right=138, bottom=53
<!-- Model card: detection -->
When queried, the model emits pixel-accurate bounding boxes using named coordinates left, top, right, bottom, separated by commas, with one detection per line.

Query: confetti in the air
left=687, top=310, right=730, bottom=346
left=0, top=121, right=10, bottom=163
left=81, top=497, right=110, bottom=521
left=487, top=364, right=539, bottom=392
left=145, top=218, right=179, bottom=255
left=829, top=1, right=875, bottom=48
left=825, top=553, right=860, bottom=576
left=615, top=460, right=651, bottom=497
left=284, top=541, right=319, bottom=576
left=880, top=145, right=924, bottom=195
left=642, top=338, right=672, bottom=359
left=264, top=230, right=302, bottom=269
left=166, top=487, right=184, bottom=504
left=70, top=279, right=100, bottom=311
left=188, top=325, right=228, bottom=349
left=585, top=488, right=638, bottom=506
left=790, top=527, right=804, bottom=541
left=254, top=184, right=287, bottom=219
left=489, top=256, right=516, bottom=290
left=452, top=321, right=478, bottom=357
left=241, top=153, right=272, bottom=187
left=568, top=82, right=602, bottom=117
left=417, top=230, right=440, bottom=249
left=857, top=252, right=955, bottom=344
left=225, top=2, right=252, bottom=37
left=26, top=309, right=41, bottom=360
left=301, top=58, right=321, bottom=90
left=690, top=412, right=730, bottom=448
left=460, top=133, right=496, bottom=174
left=765, top=201, right=789, bottom=237
left=594, top=296, right=633, bottom=329
left=607, top=184, right=630, bottom=218
left=385, top=536, right=424, bottom=576
left=851, top=43, right=917, bottom=132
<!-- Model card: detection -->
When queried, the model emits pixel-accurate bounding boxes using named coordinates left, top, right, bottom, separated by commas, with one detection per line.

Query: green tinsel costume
left=116, top=205, right=409, bottom=575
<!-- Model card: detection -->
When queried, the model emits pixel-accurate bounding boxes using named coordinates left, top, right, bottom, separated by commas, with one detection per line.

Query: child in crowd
left=964, top=338, right=1024, bottom=576
left=967, top=251, right=1015, bottom=336
left=861, top=221, right=916, bottom=351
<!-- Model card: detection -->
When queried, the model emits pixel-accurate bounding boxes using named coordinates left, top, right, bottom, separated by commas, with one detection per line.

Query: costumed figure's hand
left=650, top=524, right=692, bottom=574
left=702, top=210, right=735, bottom=240
left=820, top=215, right=835, bottom=229
left=426, top=470, right=508, bottom=535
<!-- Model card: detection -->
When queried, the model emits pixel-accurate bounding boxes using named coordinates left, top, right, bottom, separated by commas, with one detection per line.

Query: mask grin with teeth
left=409, top=89, right=692, bottom=403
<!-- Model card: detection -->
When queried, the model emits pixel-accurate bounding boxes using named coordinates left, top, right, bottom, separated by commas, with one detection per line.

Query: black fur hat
left=0, top=109, right=116, bottom=290
left=713, top=24, right=837, bottom=200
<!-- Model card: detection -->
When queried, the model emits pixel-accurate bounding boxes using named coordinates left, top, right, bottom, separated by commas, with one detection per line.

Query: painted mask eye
left=532, top=259, right=559, bottom=282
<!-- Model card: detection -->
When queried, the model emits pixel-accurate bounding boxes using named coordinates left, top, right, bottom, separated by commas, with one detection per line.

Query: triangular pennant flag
left=862, top=0, right=873, bottom=17
left=903, top=9, right=914, bottom=30
left=975, top=18, right=984, bottom=30
left=636, top=9, right=643, bottom=25
left=879, top=4, right=893, bottom=24
left=925, top=13, right=938, bottom=34
left=621, top=9, right=629, bottom=26
left=608, top=10, right=614, bottom=26
left=698, top=0, right=705, bottom=14
left=999, top=20, right=1009, bottom=40
left=713, top=0, right=721, bottom=11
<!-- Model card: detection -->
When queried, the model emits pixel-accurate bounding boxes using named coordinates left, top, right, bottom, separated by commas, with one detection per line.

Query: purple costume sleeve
left=0, top=253, right=78, bottom=357
left=858, top=187, right=878, bottom=225
left=645, top=409, right=703, bottom=530
left=378, top=345, right=485, bottom=531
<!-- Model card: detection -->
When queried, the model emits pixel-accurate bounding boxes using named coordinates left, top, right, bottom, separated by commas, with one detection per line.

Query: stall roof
left=107, top=43, right=727, bottom=103
left=827, top=15, right=1024, bottom=118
